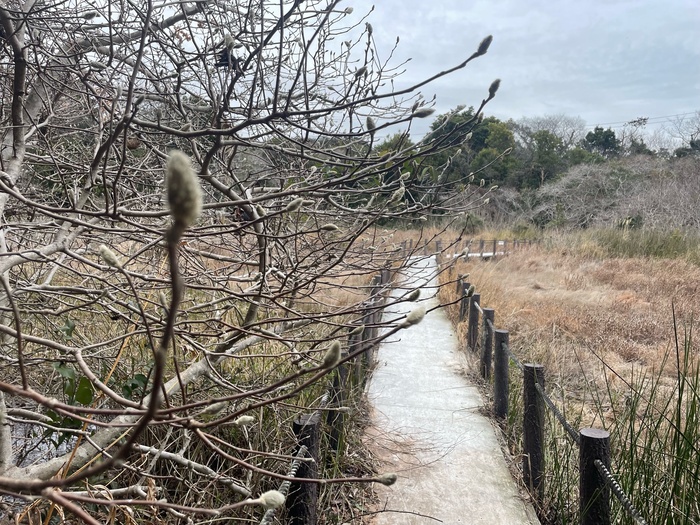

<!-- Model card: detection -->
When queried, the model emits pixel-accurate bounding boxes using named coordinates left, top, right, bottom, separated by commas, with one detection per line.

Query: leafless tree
left=513, top=114, right=586, bottom=149
left=0, top=0, right=497, bottom=522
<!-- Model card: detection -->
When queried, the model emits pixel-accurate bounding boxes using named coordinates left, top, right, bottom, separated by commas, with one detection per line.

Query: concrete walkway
left=366, top=256, right=540, bottom=524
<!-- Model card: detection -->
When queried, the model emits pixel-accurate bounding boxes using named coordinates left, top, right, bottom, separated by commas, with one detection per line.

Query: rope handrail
left=466, top=277, right=649, bottom=525
left=534, top=381, right=581, bottom=446
left=502, top=341, right=524, bottom=371
left=594, top=459, right=649, bottom=525
left=259, top=445, right=309, bottom=525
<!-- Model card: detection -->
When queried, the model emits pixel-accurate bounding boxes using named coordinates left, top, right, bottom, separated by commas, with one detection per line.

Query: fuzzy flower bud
left=377, top=473, right=398, bottom=486
left=99, top=245, right=121, bottom=268
left=201, top=401, right=227, bottom=415
left=349, top=325, right=365, bottom=336
left=407, top=289, right=421, bottom=302
left=166, top=150, right=202, bottom=228
left=355, top=66, right=367, bottom=78
left=401, top=305, right=425, bottom=327
left=475, top=35, right=493, bottom=57
left=233, top=415, right=255, bottom=426
left=285, top=197, right=304, bottom=213
left=488, top=78, right=501, bottom=99
left=224, top=34, right=235, bottom=50
left=258, top=490, right=285, bottom=510
left=467, top=285, right=476, bottom=297
left=366, top=116, right=376, bottom=132
left=412, top=107, right=435, bottom=119
left=320, top=223, right=339, bottom=232
left=321, top=340, right=342, bottom=369
left=388, top=185, right=405, bottom=205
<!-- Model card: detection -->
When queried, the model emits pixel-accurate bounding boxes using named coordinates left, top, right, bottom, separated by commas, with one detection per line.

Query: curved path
left=367, top=256, right=540, bottom=524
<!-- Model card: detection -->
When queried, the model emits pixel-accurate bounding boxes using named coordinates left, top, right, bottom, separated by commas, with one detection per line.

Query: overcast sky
left=346, top=0, right=700, bottom=140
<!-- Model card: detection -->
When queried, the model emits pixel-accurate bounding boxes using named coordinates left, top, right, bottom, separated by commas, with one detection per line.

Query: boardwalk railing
left=282, top=270, right=391, bottom=524
left=453, top=275, right=649, bottom=525
left=398, top=238, right=536, bottom=259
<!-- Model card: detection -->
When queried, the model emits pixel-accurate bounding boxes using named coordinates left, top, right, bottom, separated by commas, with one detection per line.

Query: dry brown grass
left=438, top=241, right=700, bottom=428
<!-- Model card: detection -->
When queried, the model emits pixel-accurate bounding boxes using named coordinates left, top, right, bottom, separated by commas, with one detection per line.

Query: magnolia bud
left=234, top=415, right=255, bottom=426
left=349, top=325, right=365, bottom=336
left=285, top=197, right=304, bottom=213
left=166, top=151, right=202, bottom=228
left=320, top=223, right=339, bottom=231
left=377, top=473, right=398, bottom=486
left=259, top=490, right=285, bottom=510
left=321, top=341, right=342, bottom=369
left=488, top=79, right=501, bottom=98
left=401, top=306, right=425, bottom=327
left=99, top=245, right=121, bottom=268
left=366, top=116, right=376, bottom=132
left=475, top=35, right=493, bottom=57
left=412, top=107, right=435, bottom=119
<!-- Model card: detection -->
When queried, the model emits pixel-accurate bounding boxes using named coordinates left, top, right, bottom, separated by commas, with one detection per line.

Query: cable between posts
left=594, top=459, right=649, bottom=525
left=259, top=445, right=309, bottom=525
left=485, top=299, right=647, bottom=525
left=502, top=341, right=524, bottom=372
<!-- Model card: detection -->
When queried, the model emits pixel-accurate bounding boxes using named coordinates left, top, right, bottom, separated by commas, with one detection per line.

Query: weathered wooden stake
left=459, top=282, right=470, bottom=321
left=481, top=308, right=495, bottom=379
left=326, top=350, right=349, bottom=454
left=523, top=364, right=545, bottom=502
left=492, top=239, right=497, bottom=257
left=579, top=428, right=611, bottom=525
left=468, top=293, right=481, bottom=351
left=494, top=329, right=509, bottom=419
left=288, top=413, right=321, bottom=525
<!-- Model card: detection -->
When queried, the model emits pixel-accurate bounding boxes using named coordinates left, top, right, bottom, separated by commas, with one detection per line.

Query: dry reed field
left=441, top=241, right=699, bottom=400
left=436, top=231, right=700, bottom=524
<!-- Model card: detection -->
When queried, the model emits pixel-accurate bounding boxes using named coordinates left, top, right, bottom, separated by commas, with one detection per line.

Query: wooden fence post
left=455, top=274, right=463, bottom=295
left=380, top=268, right=391, bottom=287
left=468, top=293, right=480, bottom=351
left=400, top=240, right=406, bottom=258
left=326, top=350, right=349, bottom=455
left=580, top=428, right=611, bottom=525
left=347, top=323, right=362, bottom=391
left=435, top=240, right=442, bottom=254
left=492, top=239, right=497, bottom=257
left=459, top=282, right=470, bottom=322
left=523, top=364, right=545, bottom=502
left=494, top=329, right=509, bottom=419
left=479, top=239, right=485, bottom=257
left=481, top=308, right=495, bottom=379
left=288, top=413, right=321, bottom=525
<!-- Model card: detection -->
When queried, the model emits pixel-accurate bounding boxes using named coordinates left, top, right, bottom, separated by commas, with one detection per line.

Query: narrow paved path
left=367, top=256, right=540, bottom=524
